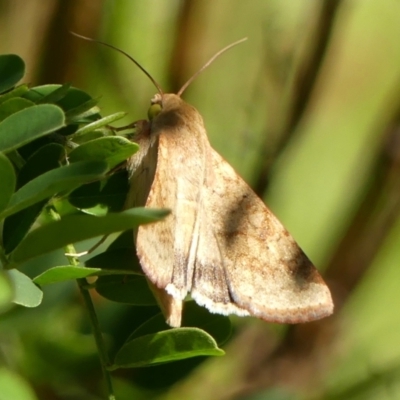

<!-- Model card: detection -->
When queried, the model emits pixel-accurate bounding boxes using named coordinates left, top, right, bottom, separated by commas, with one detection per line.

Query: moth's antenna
left=177, top=38, right=247, bottom=97
left=70, top=31, right=163, bottom=95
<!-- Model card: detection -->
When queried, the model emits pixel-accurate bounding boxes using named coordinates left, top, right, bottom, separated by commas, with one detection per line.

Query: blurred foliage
left=0, top=0, right=400, bottom=399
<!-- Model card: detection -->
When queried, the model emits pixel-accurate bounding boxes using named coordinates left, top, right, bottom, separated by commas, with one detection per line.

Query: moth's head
left=148, top=93, right=187, bottom=117
left=148, top=93, right=201, bottom=129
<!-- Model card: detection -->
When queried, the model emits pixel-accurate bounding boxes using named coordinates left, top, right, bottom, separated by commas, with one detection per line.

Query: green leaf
left=10, top=208, right=169, bottom=265
left=36, top=83, right=71, bottom=104
left=33, top=265, right=102, bottom=285
left=1, top=161, right=108, bottom=219
left=79, top=204, right=108, bottom=216
left=7, top=269, right=43, bottom=308
left=24, top=85, right=94, bottom=113
left=0, top=54, right=25, bottom=94
left=129, top=302, right=232, bottom=346
left=0, top=84, right=29, bottom=106
left=113, top=327, right=224, bottom=368
left=2, top=144, right=65, bottom=253
left=2, top=201, right=47, bottom=254
left=68, top=136, right=139, bottom=169
left=33, top=264, right=139, bottom=286
left=0, top=98, right=35, bottom=123
left=65, top=98, right=99, bottom=121
left=0, top=104, right=65, bottom=152
left=71, top=129, right=106, bottom=144
left=95, top=275, right=155, bottom=305
left=72, top=112, right=127, bottom=137
left=0, top=153, right=16, bottom=214
left=182, top=302, right=232, bottom=346
left=0, top=368, right=38, bottom=400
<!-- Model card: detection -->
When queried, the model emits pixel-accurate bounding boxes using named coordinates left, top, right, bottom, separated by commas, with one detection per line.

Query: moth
left=121, top=40, right=334, bottom=328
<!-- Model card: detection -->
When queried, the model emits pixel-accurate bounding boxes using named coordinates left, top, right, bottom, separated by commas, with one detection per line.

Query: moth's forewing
left=125, top=119, right=158, bottom=211
left=127, top=95, right=209, bottom=327
left=126, top=119, right=182, bottom=327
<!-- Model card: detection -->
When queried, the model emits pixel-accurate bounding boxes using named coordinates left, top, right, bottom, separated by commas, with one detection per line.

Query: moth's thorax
left=150, top=93, right=204, bottom=133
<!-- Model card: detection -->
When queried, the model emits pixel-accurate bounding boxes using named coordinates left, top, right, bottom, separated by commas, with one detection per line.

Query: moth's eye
left=148, top=103, right=162, bottom=120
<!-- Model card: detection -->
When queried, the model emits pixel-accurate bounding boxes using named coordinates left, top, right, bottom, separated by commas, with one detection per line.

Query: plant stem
left=48, top=207, right=116, bottom=400
left=76, top=277, right=116, bottom=400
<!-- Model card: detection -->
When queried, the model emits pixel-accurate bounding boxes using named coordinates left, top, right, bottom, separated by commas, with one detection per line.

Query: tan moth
left=73, top=33, right=334, bottom=327
left=123, top=40, right=333, bottom=327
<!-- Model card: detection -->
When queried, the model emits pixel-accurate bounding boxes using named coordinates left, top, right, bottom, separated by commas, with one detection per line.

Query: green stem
left=76, top=277, right=115, bottom=400
left=48, top=208, right=116, bottom=400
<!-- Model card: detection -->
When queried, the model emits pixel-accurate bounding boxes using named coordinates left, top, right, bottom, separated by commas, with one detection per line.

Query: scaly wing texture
left=189, top=148, right=333, bottom=323
left=134, top=131, right=177, bottom=290
left=135, top=104, right=209, bottom=325
left=125, top=120, right=158, bottom=213
left=126, top=121, right=185, bottom=325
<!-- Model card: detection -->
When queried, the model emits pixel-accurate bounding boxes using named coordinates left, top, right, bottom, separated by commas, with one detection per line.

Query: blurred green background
left=1, top=0, right=400, bottom=399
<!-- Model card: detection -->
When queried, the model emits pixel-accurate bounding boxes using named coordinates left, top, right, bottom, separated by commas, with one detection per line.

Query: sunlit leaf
left=114, top=327, right=224, bottom=368
left=10, top=208, right=169, bottom=265
left=1, top=161, right=108, bottom=219
left=33, top=265, right=138, bottom=286
left=72, top=112, right=127, bottom=137
left=7, top=269, right=43, bottom=308
left=0, top=104, right=65, bottom=152
left=129, top=301, right=232, bottom=346
left=68, top=136, right=139, bottom=169
left=33, top=265, right=102, bottom=285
